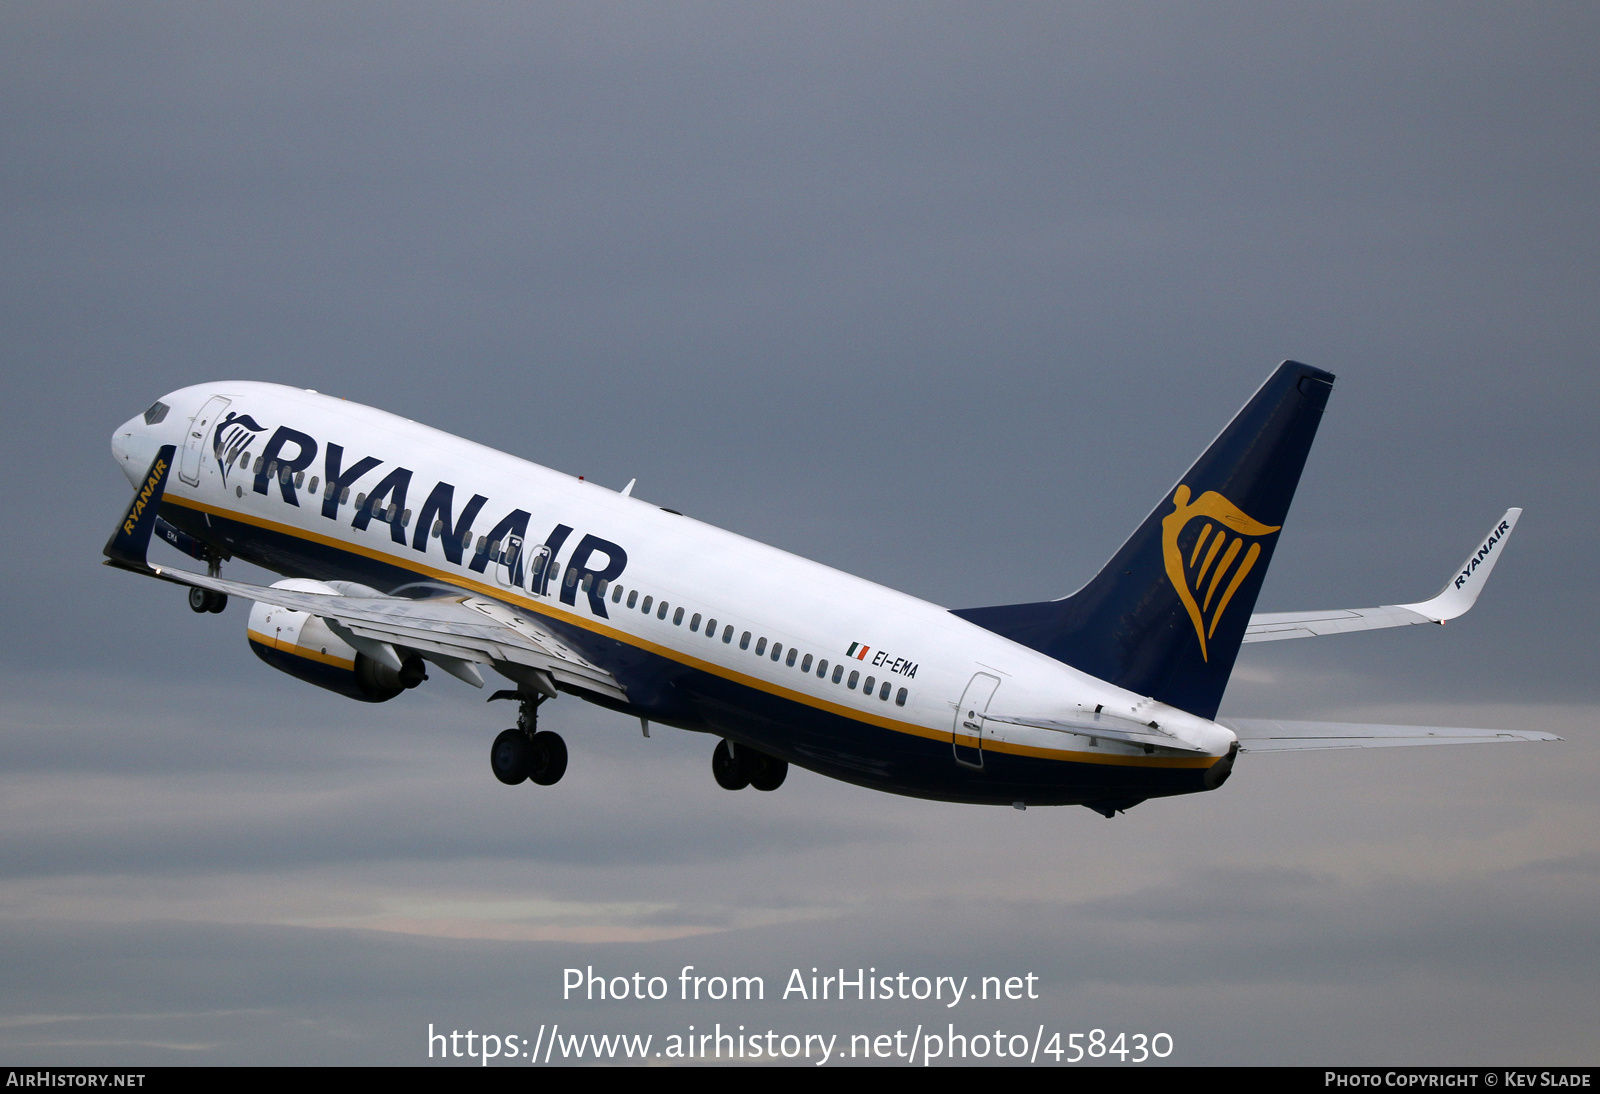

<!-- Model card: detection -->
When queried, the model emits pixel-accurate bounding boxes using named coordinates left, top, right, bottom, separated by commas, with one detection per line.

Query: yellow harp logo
left=1162, top=485, right=1280, bottom=661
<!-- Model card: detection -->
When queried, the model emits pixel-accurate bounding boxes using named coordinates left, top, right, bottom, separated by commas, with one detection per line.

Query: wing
left=149, top=565, right=627, bottom=702
left=1243, top=508, right=1520, bottom=643
left=1219, top=717, right=1559, bottom=753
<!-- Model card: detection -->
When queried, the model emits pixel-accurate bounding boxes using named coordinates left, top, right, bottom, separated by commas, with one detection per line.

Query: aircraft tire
left=747, top=753, right=787, bottom=792
left=528, top=731, right=567, bottom=786
left=491, top=728, right=531, bottom=785
left=189, top=587, right=227, bottom=614
left=712, top=739, right=750, bottom=791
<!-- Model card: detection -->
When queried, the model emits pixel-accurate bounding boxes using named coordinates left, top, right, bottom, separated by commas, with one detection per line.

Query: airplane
left=104, top=361, right=1556, bottom=817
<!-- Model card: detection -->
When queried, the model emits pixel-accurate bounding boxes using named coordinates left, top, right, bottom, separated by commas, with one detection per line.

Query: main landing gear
left=188, top=586, right=227, bottom=614
left=186, top=556, right=227, bottom=614
left=712, top=738, right=787, bottom=792
left=488, top=691, right=567, bottom=786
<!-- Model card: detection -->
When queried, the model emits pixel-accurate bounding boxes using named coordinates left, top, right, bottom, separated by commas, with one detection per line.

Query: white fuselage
left=113, top=382, right=1234, bottom=805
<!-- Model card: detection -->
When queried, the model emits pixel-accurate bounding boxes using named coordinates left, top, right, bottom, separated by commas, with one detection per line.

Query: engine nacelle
left=246, top=579, right=426, bottom=702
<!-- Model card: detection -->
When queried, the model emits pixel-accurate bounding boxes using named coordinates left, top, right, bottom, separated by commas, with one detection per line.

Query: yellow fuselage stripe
left=172, top=495, right=1215, bottom=771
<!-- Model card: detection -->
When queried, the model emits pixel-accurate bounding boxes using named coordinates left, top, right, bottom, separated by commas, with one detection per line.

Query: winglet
left=1399, top=508, right=1521, bottom=622
left=103, top=444, right=177, bottom=570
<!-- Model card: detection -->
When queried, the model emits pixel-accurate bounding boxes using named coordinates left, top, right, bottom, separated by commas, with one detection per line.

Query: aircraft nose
left=111, top=413, right=160, bottom=487
left=111, top=422, right=131, bottom=463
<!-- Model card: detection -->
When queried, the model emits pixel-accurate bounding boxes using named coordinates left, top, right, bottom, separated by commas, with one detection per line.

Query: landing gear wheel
left=188, top=587, right=228, bottom=614
left=491, top=728, right=531, bottom=785
left=747, top=752, right=788, bottom=792
left=528, top=731, right=568, bottom=786
left=712, top=739, right=750, bottom=790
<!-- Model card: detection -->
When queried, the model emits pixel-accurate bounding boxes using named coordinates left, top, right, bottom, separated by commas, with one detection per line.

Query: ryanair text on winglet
left=123, top=456, right=168, bottom=535
left=1455, top=518, right=1511, bottom=590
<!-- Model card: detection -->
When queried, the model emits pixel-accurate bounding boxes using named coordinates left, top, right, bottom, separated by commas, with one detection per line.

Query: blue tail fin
left=951, top=362, right=1334, bottom=719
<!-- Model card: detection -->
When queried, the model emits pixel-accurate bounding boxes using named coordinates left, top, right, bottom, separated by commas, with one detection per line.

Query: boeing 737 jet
left=104, top=362, right=1554, bottom=816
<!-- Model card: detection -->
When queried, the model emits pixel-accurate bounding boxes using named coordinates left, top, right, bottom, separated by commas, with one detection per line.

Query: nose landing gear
left=488, top=691, right=567, bottom=787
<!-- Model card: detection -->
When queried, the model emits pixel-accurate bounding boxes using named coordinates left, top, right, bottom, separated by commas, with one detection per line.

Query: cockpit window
left=143, top=401, right=169, bottom=425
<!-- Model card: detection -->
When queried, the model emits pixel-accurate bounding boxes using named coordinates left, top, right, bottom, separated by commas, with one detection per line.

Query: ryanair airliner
left=104, top=362, right=1554, bottom=816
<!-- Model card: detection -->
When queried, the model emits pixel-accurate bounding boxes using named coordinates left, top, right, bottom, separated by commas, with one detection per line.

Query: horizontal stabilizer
left=1220, top=717, right=1559, bottom=752
left=982, top=711, right=1210, bottom=754
left=1245, top=509, right=1520, bottom=642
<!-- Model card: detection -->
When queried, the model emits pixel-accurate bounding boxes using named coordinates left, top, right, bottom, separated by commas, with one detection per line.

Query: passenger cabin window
left=801, top=654, right=812, bottom=673
left=831, top=664, right=843, bottom=684
left=612, top=585, right=625, bottom=603
left=627, top=590, right=638, bottom=609
left=770, top=643, right=782, bottom=662
left=673, top=607, right=684, bottom=625
left=641, top=595, right=653, bottom=614
left=720, top=624, right=731, bottom=643
left=864, top=675, right=875, bottom=695
left=739, top=631, right=750, bottom=650
left=786, top=648, right=798, bottom=668
left=815, top=658, right=827, bottom=678
left=847, top=670, right=858, bottom=690
left=879, top=681, right=891, bottom=701
left=754, top=637, right=767, bottom=656
left=689, top=613, right=701, bottom=632
left=895, top=687, right=908, bottom=707
left=657, top=601, right=669, bottom=620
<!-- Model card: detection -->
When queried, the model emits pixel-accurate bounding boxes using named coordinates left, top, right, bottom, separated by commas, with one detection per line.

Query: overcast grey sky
left=2, top=3, right=1597, bottom=1065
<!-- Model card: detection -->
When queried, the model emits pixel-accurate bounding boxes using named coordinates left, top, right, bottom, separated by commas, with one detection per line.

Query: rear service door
left=952, top=673, right=1000, bottom=769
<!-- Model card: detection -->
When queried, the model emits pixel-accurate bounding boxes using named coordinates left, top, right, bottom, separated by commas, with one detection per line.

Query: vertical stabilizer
left=952, top=362, right=1334, bottom=719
